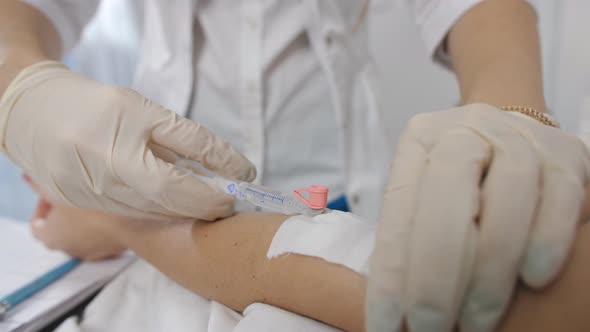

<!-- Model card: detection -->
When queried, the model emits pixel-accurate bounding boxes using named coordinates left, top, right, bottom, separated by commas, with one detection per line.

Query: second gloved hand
left=366, top=103, right=590, bottom=332
left=0, top=61, right=256, bottom=221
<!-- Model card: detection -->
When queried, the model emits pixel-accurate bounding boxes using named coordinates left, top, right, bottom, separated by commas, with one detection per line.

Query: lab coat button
left=352, top=194, right=360, bottom=204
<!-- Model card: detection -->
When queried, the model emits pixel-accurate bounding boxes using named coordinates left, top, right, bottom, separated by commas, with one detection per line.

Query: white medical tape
left=266, top=210, right=376, bottom=275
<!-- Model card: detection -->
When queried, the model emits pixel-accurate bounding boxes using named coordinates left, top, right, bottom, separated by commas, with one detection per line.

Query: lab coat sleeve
left=406, top=0, right=482, bottom=66
left=21, top=0, right=101, bottom=55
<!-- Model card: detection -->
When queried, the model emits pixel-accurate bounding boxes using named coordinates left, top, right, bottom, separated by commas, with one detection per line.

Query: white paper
left=0, top=217, right=135, bottom=332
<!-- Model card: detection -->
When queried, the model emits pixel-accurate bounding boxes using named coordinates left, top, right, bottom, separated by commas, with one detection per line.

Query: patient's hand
left=24, top=175, right=126, bottom=260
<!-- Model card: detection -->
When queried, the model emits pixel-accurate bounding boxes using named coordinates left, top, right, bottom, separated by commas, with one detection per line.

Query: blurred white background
left=2, top=0, right=589, bottom=220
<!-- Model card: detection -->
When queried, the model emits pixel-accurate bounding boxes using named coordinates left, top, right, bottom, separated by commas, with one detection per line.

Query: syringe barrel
left=236, top=182, right=285, bottom=207
left=187, top=170, right=324, bottom=216
left=236, top=182, right=320, bottom=215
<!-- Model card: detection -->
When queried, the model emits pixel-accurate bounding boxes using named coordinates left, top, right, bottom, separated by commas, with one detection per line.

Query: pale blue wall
left=0, top=156, right=36, bottom=220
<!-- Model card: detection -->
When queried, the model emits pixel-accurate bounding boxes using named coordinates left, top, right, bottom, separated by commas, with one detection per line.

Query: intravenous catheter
left=176, top=161, right=329, bottom=216
left=198, top=175, right=328, bottom=216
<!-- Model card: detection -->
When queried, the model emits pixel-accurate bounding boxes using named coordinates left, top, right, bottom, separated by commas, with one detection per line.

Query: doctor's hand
left=0, top=61, right=256, bottom=222
left=366, top=103, right=590, bottom=332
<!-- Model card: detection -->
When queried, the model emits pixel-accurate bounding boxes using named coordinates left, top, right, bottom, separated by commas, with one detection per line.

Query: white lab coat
left=21, top=0, right=484, bottom=330
left=24, top=0, right=482, bottom=222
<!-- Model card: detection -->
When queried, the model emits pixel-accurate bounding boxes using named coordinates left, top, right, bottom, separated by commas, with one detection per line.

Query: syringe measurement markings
left=244, top=187, right=285, bottom=205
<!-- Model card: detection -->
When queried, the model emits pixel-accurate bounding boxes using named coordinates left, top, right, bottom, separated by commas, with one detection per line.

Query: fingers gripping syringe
left=176, top=161, right=329, bottom=216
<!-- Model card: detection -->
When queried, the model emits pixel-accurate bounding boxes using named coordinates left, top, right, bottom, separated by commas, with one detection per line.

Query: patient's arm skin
left=30, top=192, right=366, bottom=330
left=106, top=217, right=590, bottom=332
left=108, top=212, right=367, bottom=332
left=26, top=177, right=367, bottom=330
left=497, top=224, right=590, bottom=332
left=31, top=197, right=590, bottom=332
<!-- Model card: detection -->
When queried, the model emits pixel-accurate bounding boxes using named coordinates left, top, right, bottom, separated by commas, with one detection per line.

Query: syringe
left=176, top=161, right=329, bottom=216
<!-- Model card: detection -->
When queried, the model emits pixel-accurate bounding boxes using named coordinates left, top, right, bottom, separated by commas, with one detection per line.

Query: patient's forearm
left=111, top=213, right=366, bottom=332
left=497, top=224, right=590, bottom=332
left=106, top=212, right=590, bottom=332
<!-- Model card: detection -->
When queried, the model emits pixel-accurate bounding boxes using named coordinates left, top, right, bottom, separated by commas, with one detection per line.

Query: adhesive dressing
left=267, top=210, right=376, bottom=275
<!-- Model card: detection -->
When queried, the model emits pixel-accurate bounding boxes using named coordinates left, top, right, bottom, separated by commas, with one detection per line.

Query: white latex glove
left=0, top=61, right=256, bottom=221
left=366, top=103, right=590, bottom=332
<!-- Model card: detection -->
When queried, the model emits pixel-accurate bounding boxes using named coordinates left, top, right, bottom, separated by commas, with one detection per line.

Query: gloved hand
left=366, top=103, right=590, bottom=332
left=0, top=61, right=256, bottom=221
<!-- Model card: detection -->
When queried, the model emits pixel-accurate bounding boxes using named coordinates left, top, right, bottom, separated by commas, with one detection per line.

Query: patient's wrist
left=105, top=217, right=175, bottom=248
